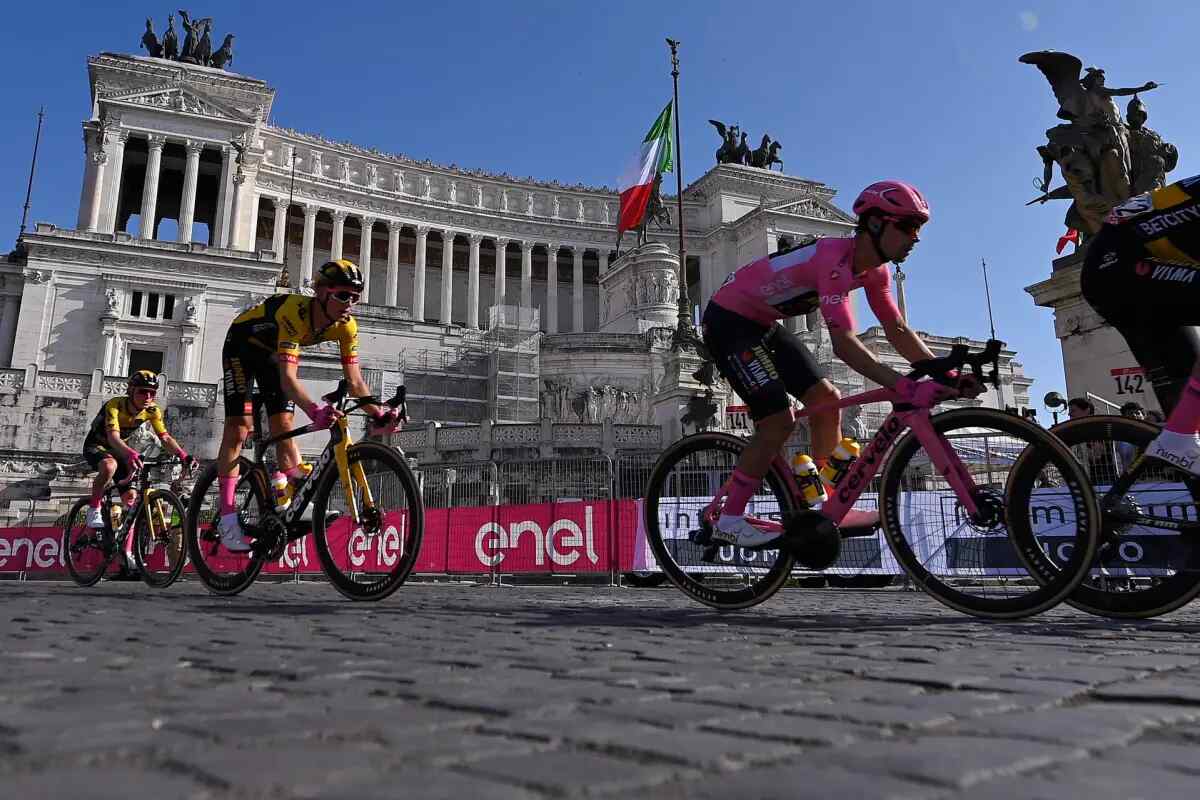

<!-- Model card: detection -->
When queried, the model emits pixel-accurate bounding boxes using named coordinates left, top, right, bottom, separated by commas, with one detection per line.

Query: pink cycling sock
left=723, top=468, right=763, bottom=517
left=285, top=464, right=308, bottom=480
left=1165, top=377, right=1200, bottom=434
left=88, top=493, right=103, bottom=509
left=218, top=475, right=239, bottom=516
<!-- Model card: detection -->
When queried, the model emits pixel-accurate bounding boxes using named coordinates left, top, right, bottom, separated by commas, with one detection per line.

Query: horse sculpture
left=749, top=135, right=784, bottom=171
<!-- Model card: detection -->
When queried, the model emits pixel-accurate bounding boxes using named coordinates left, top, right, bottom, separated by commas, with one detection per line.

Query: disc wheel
left=311, top=442, right=424, bottom=601
left=133, top=489, right=188, bottom=589
left=1051, top=415, right=1200, bottom=618
left=643, top=432, right=798, bottom=610
left=63, top=498, right=115, bottom=586
left=185, top=460, right=267, bottom=596
left=880, top=408, right=1099, bottom=619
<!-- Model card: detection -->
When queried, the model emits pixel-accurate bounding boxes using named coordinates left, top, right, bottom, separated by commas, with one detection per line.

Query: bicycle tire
left=311, top=441, right=424, bottom=601
left=879, top=408, right=1099, bottom=619
left=643, top=431, right=798, bottom=610
left=185, top=460, right=266, bottom=596
left=134, top=488, right=188, bottom=589
left=63, top=497, right=115, bottom=586
left=622, top=572, right=669, bottom=588
left=1051, top=415, right=1200, bottom=618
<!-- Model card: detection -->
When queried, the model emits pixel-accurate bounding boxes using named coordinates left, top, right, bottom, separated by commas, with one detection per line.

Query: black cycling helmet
left=128, top=370, right=160, bottom=390
left=315, top=259, right=365, bottom=291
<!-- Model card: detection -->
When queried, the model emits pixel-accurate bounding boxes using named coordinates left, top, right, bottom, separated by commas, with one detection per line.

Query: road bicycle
left=185, top=381, right=423, bottom=601
left=62, top=456, right=189, bottom=588
left=1050, top=414, right=1200, bottom=618
left=643, top=340, right=1101, bottom=619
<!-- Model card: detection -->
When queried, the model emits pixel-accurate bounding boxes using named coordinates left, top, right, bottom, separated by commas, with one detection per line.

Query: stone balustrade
left=392, top=418, right=662, bottom=465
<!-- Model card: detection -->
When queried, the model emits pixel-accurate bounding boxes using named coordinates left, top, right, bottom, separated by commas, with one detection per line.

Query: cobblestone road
left=5, top=579, right=1200, bottom=798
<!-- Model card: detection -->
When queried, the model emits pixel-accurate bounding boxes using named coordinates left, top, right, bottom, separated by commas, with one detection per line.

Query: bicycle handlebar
left=906, top=339, right=1003, bottom=388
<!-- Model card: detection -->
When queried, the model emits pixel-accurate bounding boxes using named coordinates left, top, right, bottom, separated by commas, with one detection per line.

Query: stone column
left=83, top=131, right=109, bottom=233
left=330, top=210, right=347, bottom=261
left=467, top=233, right=482, bottom=329
left=359, top=216, right=375, bottom=302
left=213, top=145, right=233, bottom=247
left=271, top=199, right=288, bottom=262
left=440, top=230, right=456, bottom=325
left=572, top=246, right=584, bottom=332
left=386, top=220, right=401, bottom=307
left=100, top=329, right=116, bottom=374
left=180, top=335, right=196, bottom=381
left=138, top=135, right=166, bottom=240
left=100, top=130, right=129, bottom=234
left=0, top=295, right=20, bottom=368
left=177, top=140, right=204, bottom=243
left=300, top=204, right=318, bottom=287
left=520, top=240, right=532, bottom=309
left=413, top=225, right=429, bottom=322
left=495, top=238, right=510, bottom=313
left=78, top=129, right=105, bottom=231
left=545, top=242, right=559, bottom=334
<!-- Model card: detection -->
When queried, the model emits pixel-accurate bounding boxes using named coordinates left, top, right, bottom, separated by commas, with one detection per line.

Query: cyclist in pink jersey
left=701, top=180, right=979, bottom=547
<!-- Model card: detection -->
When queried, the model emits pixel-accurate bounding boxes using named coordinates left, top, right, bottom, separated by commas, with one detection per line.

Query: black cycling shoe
left=105, top=564, right=142, bottom=582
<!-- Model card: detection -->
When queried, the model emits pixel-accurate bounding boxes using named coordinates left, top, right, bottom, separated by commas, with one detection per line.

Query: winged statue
left=708, top=120, right=740, bottom=165
left=1021, top=51, right=1159, bottom=234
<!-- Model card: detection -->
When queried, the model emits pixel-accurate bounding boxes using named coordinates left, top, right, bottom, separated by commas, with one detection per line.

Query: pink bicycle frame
left=707, top=386, right=982, bottom=530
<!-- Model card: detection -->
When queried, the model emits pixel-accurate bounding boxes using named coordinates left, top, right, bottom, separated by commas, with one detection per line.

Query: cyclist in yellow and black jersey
left=1081, top=174, right=1200, bottom=473
left=82, top=371, right=195, bottom=573
left=215, top=259, right=403, bottom=552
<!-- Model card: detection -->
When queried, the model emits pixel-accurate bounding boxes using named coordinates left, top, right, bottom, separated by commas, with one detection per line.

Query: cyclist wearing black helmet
left=215, top=259, right=402, bottom=551
left=82, top=370, right=195, bottom=571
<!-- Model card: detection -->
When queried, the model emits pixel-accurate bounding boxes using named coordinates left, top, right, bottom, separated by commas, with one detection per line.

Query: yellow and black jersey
left=226, top=294, right=359, bottom=366
left=87, top=397, right=168, bottom=442
left=1106, top=174, right=1200, bottom=265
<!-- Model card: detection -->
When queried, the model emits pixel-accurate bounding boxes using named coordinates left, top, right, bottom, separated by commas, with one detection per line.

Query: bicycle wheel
left=880, top=408, right=1099, bottom=619
left=1052, top=416, right=1200, bottom=618
left=643, top=432, right=798, bottom=610
left=311, top=441, right=424, bottom=601
left=185, top=460, right=266, bottom=596
left=133, top=489, right=188, bottom=589
left=62, top=497, right=115, bottom=586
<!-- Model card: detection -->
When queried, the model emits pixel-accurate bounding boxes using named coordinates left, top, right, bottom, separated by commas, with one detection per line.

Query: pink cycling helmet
left=852, top=180, right=931, bottom=223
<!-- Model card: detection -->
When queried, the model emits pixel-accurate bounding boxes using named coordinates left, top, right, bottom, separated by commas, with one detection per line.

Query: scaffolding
left=402, top=305, right=541, bottom=425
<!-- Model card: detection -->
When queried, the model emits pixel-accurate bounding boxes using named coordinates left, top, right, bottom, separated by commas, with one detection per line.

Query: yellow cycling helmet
left=128, top=369, right=160, bottom=390
left=315, top=259, right=365, bottom=291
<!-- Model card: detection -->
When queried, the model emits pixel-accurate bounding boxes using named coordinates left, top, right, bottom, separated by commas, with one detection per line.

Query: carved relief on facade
left=540, top=378, right=649, bottom=424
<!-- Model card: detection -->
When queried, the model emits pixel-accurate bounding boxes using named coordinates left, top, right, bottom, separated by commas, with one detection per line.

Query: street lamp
left=1044, top=391, right=1067, bottom=425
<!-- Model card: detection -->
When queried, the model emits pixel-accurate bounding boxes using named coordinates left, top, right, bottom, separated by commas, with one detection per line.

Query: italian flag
left=617, top=101, right=674, bottom=235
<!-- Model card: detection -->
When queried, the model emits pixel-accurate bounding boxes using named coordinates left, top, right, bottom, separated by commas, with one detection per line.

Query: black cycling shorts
left=701, top=301, right=826, bottom=421
left=221, top=337, right=295, bottom=419
left=1082, top=223, right=1200, bottom=413
left=82, top=435, right=132, bottom=483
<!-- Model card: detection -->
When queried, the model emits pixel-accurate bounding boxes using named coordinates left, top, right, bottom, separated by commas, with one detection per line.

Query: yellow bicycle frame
left=331, top=415, right=377, bottom=524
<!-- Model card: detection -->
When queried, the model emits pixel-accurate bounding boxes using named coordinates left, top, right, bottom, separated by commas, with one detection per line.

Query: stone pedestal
left=599, top=243, right=681, bottom=333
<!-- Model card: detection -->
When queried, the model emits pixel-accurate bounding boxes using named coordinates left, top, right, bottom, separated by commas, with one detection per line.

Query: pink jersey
left=709, top=237, right=902, bottom=332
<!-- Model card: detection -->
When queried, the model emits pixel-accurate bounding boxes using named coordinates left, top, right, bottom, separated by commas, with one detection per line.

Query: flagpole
left=18, top=107, right=45, bottom=241
left=981, top=257, right=996, bottom=341
left=666, top=38, right=699, bottom=352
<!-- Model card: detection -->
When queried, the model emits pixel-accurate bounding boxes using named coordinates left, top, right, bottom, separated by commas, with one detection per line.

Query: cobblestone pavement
left=5, top=580, right=1200, bottom=798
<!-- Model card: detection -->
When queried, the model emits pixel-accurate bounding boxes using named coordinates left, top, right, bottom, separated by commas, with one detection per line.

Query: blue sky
left=1, top=1, right=1196, bottom=414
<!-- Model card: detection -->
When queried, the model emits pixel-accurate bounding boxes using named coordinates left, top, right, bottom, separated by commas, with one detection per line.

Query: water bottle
left=271, top=472, right=292, bottom=511
left=791, top=453, right=827, bottom=505
left=819, top=438, right=861, bottom=486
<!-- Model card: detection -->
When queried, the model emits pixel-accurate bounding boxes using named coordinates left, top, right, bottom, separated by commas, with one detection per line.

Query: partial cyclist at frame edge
left=82, top=369, right=196, bottom=576
left=215, top=258, right=403, bottom=552
left=701, top=180, right=982, bottom=548
left=1080, top=174, right=1200, bottom=469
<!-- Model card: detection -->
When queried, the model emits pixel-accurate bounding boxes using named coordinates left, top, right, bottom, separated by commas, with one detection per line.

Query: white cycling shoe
left=713, top=515, right=782, bottom=548
left=217, top=513, right=253, bottom=553
left=1147, top=430, right=1200, bottom=477
left=85, top=505, right=105, bottom=529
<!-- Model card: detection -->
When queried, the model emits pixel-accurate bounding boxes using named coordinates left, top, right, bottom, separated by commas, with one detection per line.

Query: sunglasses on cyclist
left=889, top=217, right=924, bottom=237
left=133, top=388, right=156, bottom=397
left=329, top=290, right=361, bottom=304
